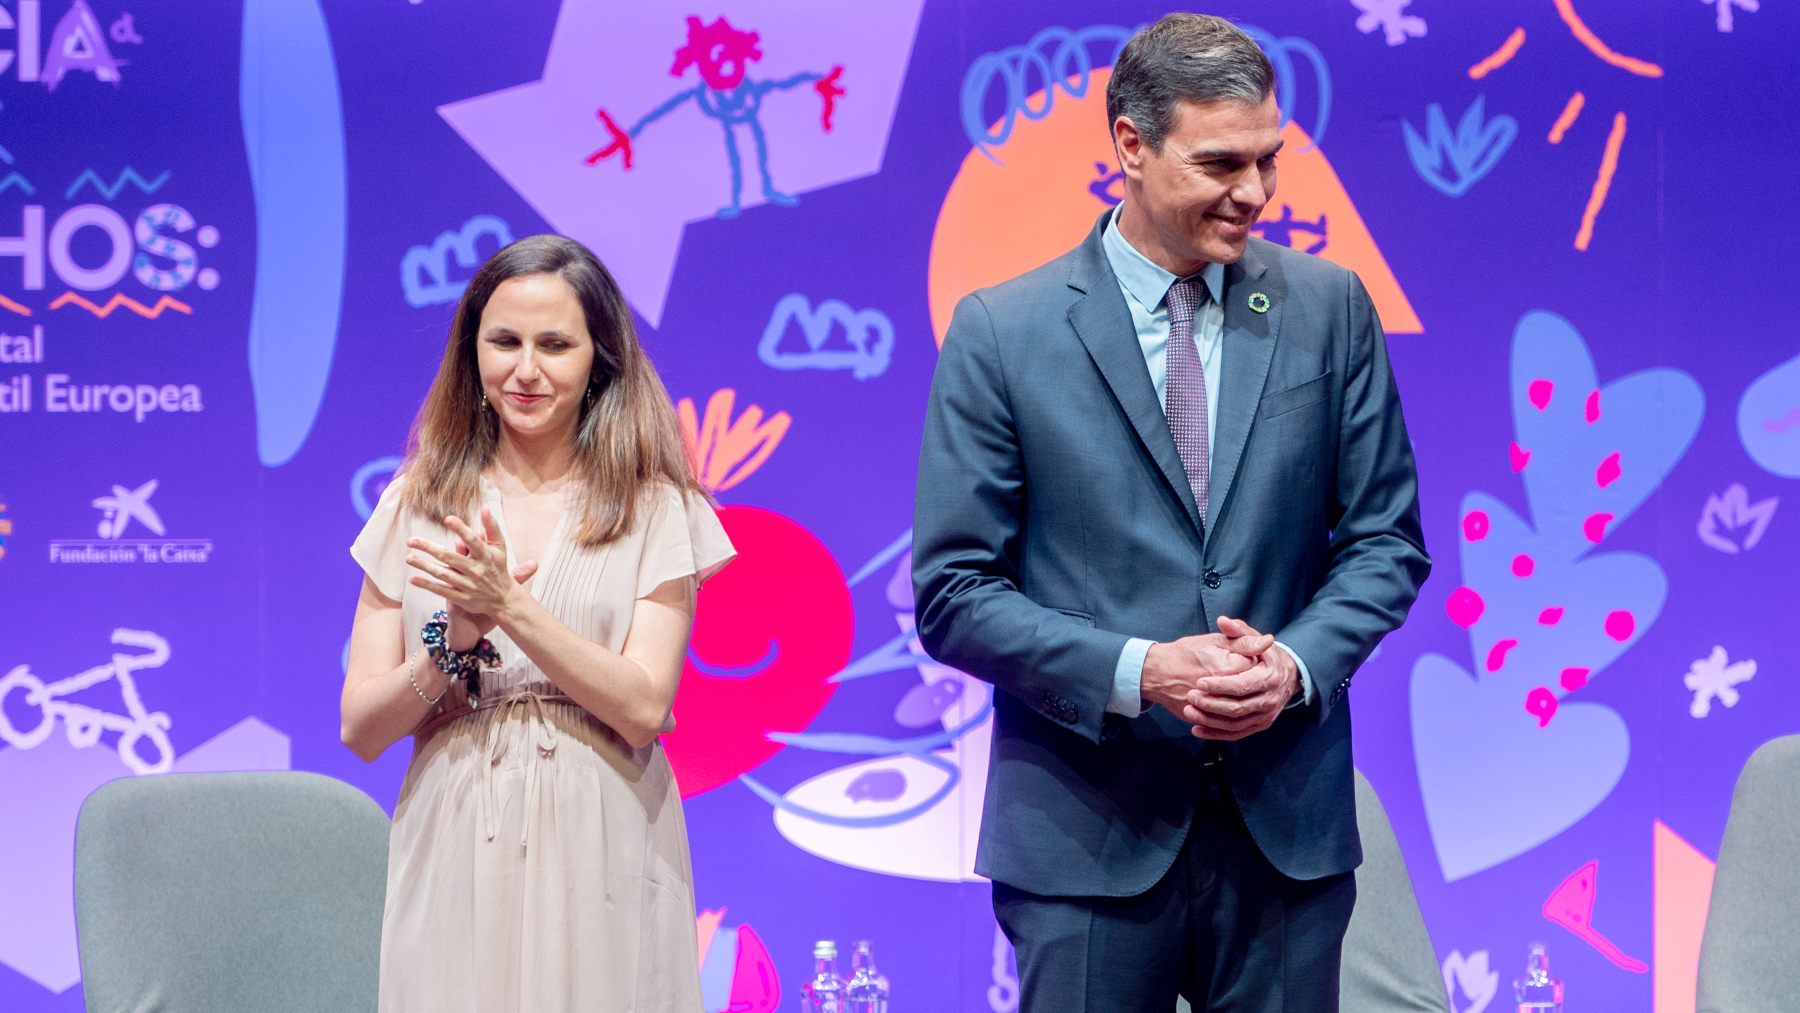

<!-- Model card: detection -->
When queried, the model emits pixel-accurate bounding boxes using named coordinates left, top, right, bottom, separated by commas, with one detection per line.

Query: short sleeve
left=636, top=485, right=736, bottom=598
left=350, top=474, right=410, bottom=601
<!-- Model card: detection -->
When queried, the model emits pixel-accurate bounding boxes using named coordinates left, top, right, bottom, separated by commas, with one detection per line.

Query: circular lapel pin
left=1247, top=292, right=1271, bottom=314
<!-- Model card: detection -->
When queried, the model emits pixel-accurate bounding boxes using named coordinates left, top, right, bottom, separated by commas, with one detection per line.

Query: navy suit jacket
left=913, top=213, right=1430, bottom=896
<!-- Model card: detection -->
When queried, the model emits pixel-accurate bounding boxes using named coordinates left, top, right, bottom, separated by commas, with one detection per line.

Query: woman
left=341, top=234, right=732, bottom=1011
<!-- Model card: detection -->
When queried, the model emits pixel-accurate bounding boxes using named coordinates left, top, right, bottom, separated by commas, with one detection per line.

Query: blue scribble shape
left=1088, top=161, right=1123, bottom=206
left=1402, top=95, right=1516, bottom=197
left=960, top=25, right=1133, bottom=165
left=1252, top=204, right=1328, bottom=254
left=0, top=173, right=33, bottom=197
left=400, top=215, right=514, bottom=308
left=349, top=455, right=402, bottom=522
left=758, top=293, right=895, bottom=381
left=961, top=23, right=1329, bottom=164
left=1409, top=311, right=1703, bottom=881
left=740, top=547, right=997, bottom=830
left=687, top=639, right=779, bottom=679
left=64, top=166, right=171, bottom=202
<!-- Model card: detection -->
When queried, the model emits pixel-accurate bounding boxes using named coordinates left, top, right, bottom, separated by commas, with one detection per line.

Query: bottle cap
left=813, top=940, right=838, bottom=960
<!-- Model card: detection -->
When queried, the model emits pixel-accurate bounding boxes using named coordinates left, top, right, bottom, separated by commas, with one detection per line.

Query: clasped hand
left=1142, top=616, right=1300, bottom=741
left=405, top=508, right=538, bottom=651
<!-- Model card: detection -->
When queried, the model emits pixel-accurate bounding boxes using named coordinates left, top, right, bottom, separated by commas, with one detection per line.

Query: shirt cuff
left=1109, top=637, right=1154, bottom=717
left=1274, top=640, right=1316, bottom=708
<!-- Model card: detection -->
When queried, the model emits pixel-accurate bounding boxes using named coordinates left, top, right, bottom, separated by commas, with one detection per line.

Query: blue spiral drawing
left=959, top=23, right=1332, bottom=163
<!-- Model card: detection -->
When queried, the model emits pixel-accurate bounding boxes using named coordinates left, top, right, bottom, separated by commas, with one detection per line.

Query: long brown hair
left=400, top=234, right=704, bottom=546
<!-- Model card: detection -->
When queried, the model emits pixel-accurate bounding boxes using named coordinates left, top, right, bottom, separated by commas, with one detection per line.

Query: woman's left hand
left=406, top=507, right=528, bottom=620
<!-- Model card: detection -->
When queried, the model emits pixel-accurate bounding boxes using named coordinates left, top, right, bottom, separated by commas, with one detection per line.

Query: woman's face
left=475, top=273, right=597, bottom=445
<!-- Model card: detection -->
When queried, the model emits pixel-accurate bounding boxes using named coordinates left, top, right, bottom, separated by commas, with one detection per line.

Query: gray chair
left=1696, top=734, right=1800, bottom=1013
left=75, top=771, right=390, bottom=1012
left=1339, top=769, right=1447, bottom=1011
left=1176, top=770, right=1446, bottom=1012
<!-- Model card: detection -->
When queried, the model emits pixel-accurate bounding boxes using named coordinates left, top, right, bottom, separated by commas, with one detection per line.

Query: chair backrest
left=1340, top=769, right=1448, bottom=1012
left=74, top=770, right=390, bottom=1013
left=1696, top=734, right=1800, bottom=1013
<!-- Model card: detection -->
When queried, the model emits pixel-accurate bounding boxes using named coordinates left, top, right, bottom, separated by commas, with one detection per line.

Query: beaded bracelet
left=403, top=647, right=448, bottom=706
left=421, top=610, right=501, bottom=704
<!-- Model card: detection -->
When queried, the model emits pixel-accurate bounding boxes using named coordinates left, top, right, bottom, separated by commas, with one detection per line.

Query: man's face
left=1118, top=93, right=1282, bottom=270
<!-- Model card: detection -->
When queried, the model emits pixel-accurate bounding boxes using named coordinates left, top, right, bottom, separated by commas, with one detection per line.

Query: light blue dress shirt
left=1100, top=209, right=1317, bottom=717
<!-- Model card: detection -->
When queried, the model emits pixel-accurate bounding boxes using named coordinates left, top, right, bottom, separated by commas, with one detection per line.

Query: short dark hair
left=1106, top=13, right=1275, bottom=151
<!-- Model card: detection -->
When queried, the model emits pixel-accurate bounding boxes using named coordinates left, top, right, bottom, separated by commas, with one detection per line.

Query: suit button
left=1203, top=569, right=1222, bottom=589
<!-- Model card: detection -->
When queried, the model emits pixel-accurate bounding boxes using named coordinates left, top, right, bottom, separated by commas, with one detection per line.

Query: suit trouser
left=992, top=763, right=1356, bottom=1013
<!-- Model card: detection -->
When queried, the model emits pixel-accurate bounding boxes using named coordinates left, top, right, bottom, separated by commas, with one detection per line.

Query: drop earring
left=479, top=390, right=488, bottom=413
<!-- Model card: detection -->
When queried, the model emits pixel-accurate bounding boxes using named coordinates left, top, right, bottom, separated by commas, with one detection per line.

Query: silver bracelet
left=404, top=647, right=448, bottom=706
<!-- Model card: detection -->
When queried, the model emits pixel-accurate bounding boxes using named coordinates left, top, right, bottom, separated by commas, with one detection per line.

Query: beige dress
left=351, top=475, right=734, bottom=1012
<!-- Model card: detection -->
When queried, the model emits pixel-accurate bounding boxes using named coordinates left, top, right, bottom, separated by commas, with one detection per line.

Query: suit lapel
left=1207, top=245, right=1282, bottom=531
left=1066, top=218, right=1205, bottom=535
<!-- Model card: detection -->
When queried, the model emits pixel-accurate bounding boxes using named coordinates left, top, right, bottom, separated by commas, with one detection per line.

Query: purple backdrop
left=2, top=0, right=1796, bottom=1009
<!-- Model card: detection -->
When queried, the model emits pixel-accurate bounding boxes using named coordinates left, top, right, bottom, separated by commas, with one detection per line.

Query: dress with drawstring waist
left=351, top=475, right=735, bottom=1012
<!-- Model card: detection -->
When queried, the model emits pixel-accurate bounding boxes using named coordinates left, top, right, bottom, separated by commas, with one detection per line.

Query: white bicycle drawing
left=0, top=629, right=174, bottom=774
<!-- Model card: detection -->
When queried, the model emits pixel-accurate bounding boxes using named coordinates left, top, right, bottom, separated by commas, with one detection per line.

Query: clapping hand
left=406, top=507, right=537, bottom=649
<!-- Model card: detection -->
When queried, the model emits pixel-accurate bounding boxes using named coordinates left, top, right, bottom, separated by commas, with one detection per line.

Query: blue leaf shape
left=1511, top=311, right=1705, bottom=556
left=1410, top=311, right=1703, bottom=880
left=241, top=0, right=347, bottom=467
left=1402, top=95, right=1517, bottom=198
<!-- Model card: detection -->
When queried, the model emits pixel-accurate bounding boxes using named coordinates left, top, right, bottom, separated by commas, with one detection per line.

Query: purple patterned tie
left=1164, top=277, right=1210, bottom=521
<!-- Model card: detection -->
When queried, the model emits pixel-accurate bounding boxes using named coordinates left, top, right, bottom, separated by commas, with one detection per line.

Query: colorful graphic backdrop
left=2, top=1, right=1795, bottom=1010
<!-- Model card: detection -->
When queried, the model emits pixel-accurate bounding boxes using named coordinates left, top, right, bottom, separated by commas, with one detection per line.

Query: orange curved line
left=1468, top=27, right=1527, bottom=79
left=0, top=293, right=31, bottom=316
left=1549, top=91, right=1586, bottom=143
left=1553, top=0, right=1664, bottom=77
left=1575, top=112, right=1627, bottom=251
left=49, top=292, right=194, bottom=319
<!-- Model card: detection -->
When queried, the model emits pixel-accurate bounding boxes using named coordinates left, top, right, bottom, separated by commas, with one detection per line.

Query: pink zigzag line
left=48, top=292, right=194, bottom=319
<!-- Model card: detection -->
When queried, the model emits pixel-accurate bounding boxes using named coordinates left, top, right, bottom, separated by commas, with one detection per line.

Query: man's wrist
left=1272, top=640, right=1314, bottom=710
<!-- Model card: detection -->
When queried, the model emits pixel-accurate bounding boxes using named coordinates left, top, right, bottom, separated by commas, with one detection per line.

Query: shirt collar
left=1102, top=206, right=1225, bottom=312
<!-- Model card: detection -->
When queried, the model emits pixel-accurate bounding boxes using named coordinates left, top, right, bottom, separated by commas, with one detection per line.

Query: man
left=913, top=13, right=1430, bottom=1012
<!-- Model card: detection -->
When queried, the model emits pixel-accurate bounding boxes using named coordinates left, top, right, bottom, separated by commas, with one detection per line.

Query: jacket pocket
left=1257, top=369, right=1333, bottom=420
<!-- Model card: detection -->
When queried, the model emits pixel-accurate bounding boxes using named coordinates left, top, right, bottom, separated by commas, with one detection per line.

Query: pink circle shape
left=1560, top=667, right=1591, bottom=691
left=1446, top=587, right=1486, bottom=629
left=1463, top=510, right=1491, bottom=541
left=1538, top=606, right=1565, bottom=625
left=1584, top=512, right=1615, bottom=543
left=1604, top=610, right=1636, bottom=642
left=1509, top=443, right=1532, bottom=473
left=1585, top=389, right=1602, bottom=424
left=1512, top=554, right=1535, bottom=577
left=1528, top=379, right=1555, bottom=411
left=1486, top=638, right=1520, bottom=672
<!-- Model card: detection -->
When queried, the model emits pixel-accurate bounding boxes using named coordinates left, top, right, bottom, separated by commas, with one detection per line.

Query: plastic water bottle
left=844, top=939, right=890, bottom=1013
left=800, top=940, right=848, bottom=1012
left=1513, top=941, right=1565, bottom=1012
